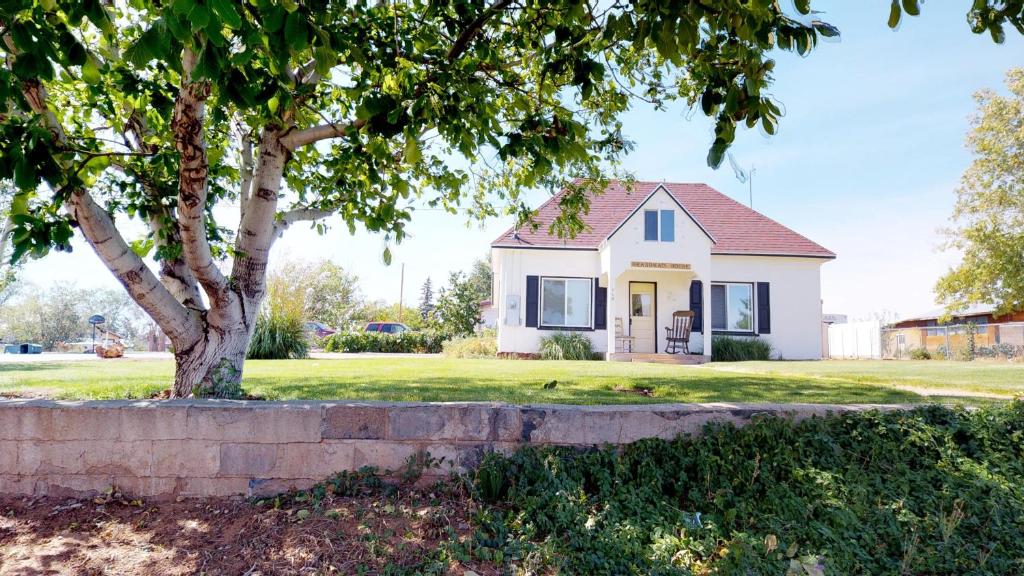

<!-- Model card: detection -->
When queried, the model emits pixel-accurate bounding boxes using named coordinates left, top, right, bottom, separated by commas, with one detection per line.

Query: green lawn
left=1, top=357, right=1021, bottom=404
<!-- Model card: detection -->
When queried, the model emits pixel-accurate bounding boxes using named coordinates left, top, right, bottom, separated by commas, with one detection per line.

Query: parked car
left=364, top=322, right=410, bottom=334
left=303, top=321, right=336, bottom=338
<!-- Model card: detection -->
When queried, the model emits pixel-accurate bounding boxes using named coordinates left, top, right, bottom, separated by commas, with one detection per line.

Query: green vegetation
left=466, top=402, right=1024, bottom=574
left=1, top=358, right=1021, bottom=404
left=322, top=331, right=446, bottom=354
left=442, top=334, right=497, bottom=359
left=247, top=313, right=308, bottom=360
left=539, top=332, right=596, bottom=361
left=711, top=336, right=774, bottom=361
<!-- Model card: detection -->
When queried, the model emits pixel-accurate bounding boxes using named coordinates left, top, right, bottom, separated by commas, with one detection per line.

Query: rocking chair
left=664, top=311, right=694, bottom=354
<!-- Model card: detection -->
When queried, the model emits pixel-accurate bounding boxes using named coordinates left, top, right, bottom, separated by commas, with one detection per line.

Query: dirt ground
left=0, top=484, right=496, bottom=576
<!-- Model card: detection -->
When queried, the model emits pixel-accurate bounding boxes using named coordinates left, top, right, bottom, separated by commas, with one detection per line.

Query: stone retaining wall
left=0, top=399, right=900, bottom=499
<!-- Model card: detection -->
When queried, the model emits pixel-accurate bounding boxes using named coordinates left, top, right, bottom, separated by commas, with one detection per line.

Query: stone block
left=186, top=405, right=321, bottom=443
left=16, top=440, right=152, bottom=477
left=272, top=441, right=356, bottom=479
left=50, top=406, right=123, bottom=440
left=351, top=441, right=423, bottom=472
left=0, top=441, right=17, bottom=473
left=119, top=406, right=188, bottom=440
left=219, top=443, right=278, bottom=476
left=322, top=405, right=386, bottom=439
left=174, top=476, right=250, bottom=497
left=0, top=474, right=34, bottom=495
left=246, top=477, right=318, bottom=498
left=34, top=475, right=115, bottom=498
left=151, top=440, right=220, bottom=477
left=0, top=405, right=53, bottom=440
left=387, top=405, right=493, bottom=441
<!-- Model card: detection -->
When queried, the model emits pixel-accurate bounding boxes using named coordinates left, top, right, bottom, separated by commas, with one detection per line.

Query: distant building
left=889, top=304, right=1024, bottom=329
left=822, top=314, right=847, bottom=325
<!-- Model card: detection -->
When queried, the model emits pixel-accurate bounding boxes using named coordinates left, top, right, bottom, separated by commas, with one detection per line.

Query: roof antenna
left=727, top=152, right=756, bottom=208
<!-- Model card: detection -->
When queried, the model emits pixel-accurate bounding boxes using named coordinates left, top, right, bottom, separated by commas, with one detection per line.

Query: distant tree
left=303, top=261, right=362, bottom=330
left=434, top=272, right=482, bottom=337
left=466, top=255, right=493, bottom=303
left=418, top=277, right=434, bottom=321
left=936, top=68, right=1024, bottom=316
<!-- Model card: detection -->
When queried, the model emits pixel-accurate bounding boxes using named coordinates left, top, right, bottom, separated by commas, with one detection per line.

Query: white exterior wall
left=709, top=255, right=826, bottom=360
left=601, top=188, right=714, bottom=354
left=493, top=247, right=607, bottom=353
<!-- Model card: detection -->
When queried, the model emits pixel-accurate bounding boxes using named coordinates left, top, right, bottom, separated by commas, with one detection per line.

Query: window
left=541, top=278, right=592, bottom=328
left=643, top=209, right=675, bottom=242
left=660, top=210, right=674, bottom=241
left=644, top=210, right=658, bottom=241
left=711, top=283, right=754, bottom=332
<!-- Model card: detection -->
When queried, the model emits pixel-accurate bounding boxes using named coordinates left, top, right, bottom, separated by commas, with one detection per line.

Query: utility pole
left=398, top=262, right=405, bottom=321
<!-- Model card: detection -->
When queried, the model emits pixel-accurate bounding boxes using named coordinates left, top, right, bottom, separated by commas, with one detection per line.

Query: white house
left=490, top=181, right=834, bottom=360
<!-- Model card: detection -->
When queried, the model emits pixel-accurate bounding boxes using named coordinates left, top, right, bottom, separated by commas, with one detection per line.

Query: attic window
left=643, top=209, right=675, bottom=242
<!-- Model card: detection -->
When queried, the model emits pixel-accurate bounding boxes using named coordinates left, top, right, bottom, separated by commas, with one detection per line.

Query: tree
left=936, top=68, right=1024, bottom=317
left=434, top=272, right=482, bottom=337
left=0, top=2, right=1018, bottom=396
left=296, top=260, right=362, bottom=329
left=466, top=255, right=493, bottom=303
left=419, top=277, right=434, bottom=321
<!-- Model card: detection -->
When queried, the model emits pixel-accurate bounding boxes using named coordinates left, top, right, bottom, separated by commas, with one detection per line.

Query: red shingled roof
left=491, top=180, right=834, bottom=258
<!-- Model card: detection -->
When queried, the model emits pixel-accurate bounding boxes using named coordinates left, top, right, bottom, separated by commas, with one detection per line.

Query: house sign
left=630, top=261, right=691, bottom=270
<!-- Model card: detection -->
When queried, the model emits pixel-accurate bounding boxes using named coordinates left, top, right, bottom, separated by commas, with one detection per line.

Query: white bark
left=280, top=119, right=365, bottom=150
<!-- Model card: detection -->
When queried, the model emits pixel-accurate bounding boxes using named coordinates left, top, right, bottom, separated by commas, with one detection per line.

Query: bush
left=909, top=347, right=932, bottom=360
left=247, top=313, right=309, bottom=360
left=538, top=332, right=595, bottom=360
left=442, top=334, right=497, bottom=358
left=711, top=336, right=773, bottom=361
left=322, top=330, right=447, bottom=353
left=472, top=402, right=1024, bottom=575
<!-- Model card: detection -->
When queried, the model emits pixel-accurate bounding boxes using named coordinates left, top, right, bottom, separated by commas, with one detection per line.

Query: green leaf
left=901, top=0, right=920, bottom=17
left=794, top=0, right=811, bottom=15
left=382, top=246, right=392, bottom=265
left=190, top=3, right=211, bottom=31
left=129, top=238, right=154, bottom=258
left=284, top=11, right=308, bottom=52
left=404, top=134, right=422, bottom=164
left=887, top=1, right=901, bottom=29
left=267, top=95, right=279, bottom=114
left=81, top=55, right=101, bottom=85
left=209, top=0, right=242, bottom=28
left=13, top=159, right=36, bottom=190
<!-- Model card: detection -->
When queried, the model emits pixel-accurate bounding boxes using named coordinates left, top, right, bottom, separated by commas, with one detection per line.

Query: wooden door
left=629, top=282, right=656, bottom=353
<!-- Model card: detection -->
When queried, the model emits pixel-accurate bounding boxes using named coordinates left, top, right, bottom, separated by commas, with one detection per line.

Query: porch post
left=702, top=279, right=712, bottom=357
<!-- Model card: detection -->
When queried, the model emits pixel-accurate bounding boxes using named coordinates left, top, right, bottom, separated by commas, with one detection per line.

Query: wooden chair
left=615, top=317, right=635, bottom=353
left=664, top=311, right=694, bottom=354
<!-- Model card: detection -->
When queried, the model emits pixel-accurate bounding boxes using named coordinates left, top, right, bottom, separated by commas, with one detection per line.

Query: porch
left=606, top=352, right=711, bottom=365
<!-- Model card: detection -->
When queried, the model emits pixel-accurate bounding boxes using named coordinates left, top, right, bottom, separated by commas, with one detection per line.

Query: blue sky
left=20, top=3, right=1023, bottom=320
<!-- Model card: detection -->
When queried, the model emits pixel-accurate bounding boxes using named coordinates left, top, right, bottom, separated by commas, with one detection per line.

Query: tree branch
left=447, top=0, right=515, bottom=61
left=273, top=207, right=333, bottom=238
left=173, top=48, right=230, bottom=302
left=280, top=119, right=365, bottom=150
left=3, top=28, right=197, bottom=342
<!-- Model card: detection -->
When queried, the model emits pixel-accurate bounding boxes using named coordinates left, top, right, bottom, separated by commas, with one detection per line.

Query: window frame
left=711, top=282, right=756, bottom=334
left=659, top=209, right=675, bottom=242
left=539, top=276, right=594, bottom=330
left=643, top=210, right=659, bottom=241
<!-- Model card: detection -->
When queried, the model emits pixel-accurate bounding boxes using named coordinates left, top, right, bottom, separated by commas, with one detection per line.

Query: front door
left=629, top=282, right=656, bottom=353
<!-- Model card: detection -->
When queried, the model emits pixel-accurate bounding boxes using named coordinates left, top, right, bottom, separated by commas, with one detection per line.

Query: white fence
left=826, top=320, right=882, bottom=359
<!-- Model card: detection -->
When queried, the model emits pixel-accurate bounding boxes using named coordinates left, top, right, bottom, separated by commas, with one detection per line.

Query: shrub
left=443, top=334, right=497, bottom=358
left=472, top=402, right=1024, bottom=575
left=538, top=332, right=595, bottom=360
left=247, top=313, right=309, bottom=359
left=710, top=336, right=772, bottom=361
left=909, top=347, right=932, bottom=360
left=322, top=330, right=447, bottom=353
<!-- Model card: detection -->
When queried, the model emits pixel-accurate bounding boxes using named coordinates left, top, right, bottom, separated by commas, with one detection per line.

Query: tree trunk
left=171, top=317, right=252, bottom=398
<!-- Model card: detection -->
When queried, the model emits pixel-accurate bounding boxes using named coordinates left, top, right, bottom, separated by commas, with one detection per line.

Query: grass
left=1, top=357, right=1021, bottom=404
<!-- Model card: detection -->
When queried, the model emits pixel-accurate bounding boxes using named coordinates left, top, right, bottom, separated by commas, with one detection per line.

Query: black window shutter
left=689, top=280, right=703, bottom=333
left=525, top=276, right=539, bottom=327
left=756, top=282, right=771, bottom=334
left=594, top=280, right=607, bottom=330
